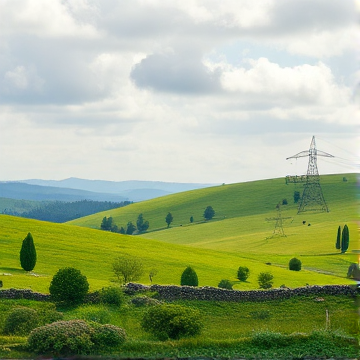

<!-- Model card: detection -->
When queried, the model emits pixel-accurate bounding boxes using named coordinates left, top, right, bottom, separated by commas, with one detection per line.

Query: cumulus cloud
left=131, top=52, right=221, bottom=93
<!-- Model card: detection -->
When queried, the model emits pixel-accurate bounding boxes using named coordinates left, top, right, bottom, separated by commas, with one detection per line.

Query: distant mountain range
left=0, top=178, right=215, bottom=203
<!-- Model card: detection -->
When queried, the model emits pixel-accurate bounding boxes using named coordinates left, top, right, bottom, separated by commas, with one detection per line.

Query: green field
left=0, top=173, right=358, bottom=293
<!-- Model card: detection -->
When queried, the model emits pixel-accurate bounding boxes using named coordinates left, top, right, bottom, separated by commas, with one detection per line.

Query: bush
left=237, top=266, right=250, bottom=281
left=180, top=266, right=198, bottom=286
left=91, top=323, right=126, bottom=350
left=28, top=320, right=94, bottom=355
left=218, top=279, right=233, bottom=290
left=258, top=272, right=274, bottom=289
left=49, top=267, right=89, bottom=305
left=289, top=257, right=302, bottom=271
left=3, top=307, right=39, bottom=335
left=28, top=320, right=127, bottom=355
left=99, top=286, right=124, bottom=306
left=141, top=304, right=203, bottom=340
left=251, top=330, right=289, bottom=349
left=20, top=232, right=37, bottom=271
left=203, top=206, right=215, bottom=220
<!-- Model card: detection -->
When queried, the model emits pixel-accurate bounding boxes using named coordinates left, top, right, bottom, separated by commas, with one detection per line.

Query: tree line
left=15, top=200, right=132, bottom=223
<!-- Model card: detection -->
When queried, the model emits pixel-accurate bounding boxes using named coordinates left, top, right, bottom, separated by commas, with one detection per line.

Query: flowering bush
left=141, top=304, right=202, bottom=340
left=28, top=319, right=126, bottom=355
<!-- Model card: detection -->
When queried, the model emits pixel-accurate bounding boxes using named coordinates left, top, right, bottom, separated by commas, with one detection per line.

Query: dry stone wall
left=125, top=283, right=358, bottom=302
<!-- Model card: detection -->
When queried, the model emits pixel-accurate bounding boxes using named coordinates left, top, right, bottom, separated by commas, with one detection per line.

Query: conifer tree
left=336, top=225, right=341, bottom=250
left=180, top=266, right=198, bottom=286
left=20, top=232, right=37, bottom=271
left=341, top=224, right=349, bottom=253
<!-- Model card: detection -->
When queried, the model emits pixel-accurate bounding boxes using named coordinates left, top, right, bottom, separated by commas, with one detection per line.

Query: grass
left=0, top=295, right=358, bottom=359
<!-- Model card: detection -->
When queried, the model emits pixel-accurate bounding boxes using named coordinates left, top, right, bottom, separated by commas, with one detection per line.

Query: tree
left=289, top=258, right=301, bottom=271
left=258, top=272, right=273, bottom=289
left=336, top=225, right=341, bottom=250
left=112, top=256, right=144, bottom=284
left=136, top=213, right=149, bottom=232
left=126, top=221, right=136, bottom=235
left=49, top=267, right=89, bottom=305
left=218, top=279, right=233, bottom=290
left=341, top=224, right=349, bottom=253
left=237, top=266, right=250, bottom=281
left=203, top=206, right=215, bottom=220
left=101, top=216, right=113, bottom=231
left=20, top=232, right=37, bottom=272
left=149, top=269, right=158, bottom=284
left=180, top=266, right=198, bottom=286
left=293, top=191, right=301, bottom=203
left=190, top=216, right=194, bottom=223
left=165, top=212, right=173, bottom=228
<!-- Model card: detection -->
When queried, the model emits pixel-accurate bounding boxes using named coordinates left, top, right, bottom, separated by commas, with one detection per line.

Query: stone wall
left=0, top=288, right=50, bottom=301
left=125, top=283, right=358, bottom=302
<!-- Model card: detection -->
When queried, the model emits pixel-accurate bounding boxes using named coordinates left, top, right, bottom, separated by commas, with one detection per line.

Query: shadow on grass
left=0, top=267, right=25, bottom=274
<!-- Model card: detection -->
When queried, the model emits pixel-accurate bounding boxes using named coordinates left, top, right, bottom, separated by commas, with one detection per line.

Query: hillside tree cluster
left=101, top=213, right=149, bottom=234
left=336, top=224, right=350, bottom=253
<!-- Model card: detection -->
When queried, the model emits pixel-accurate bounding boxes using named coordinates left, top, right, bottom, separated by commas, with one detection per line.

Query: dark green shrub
left=237, top=266, right=250, bottom=281
left=28, top=320, right=93, bottom=355
left=49, top=267, right=89, bottom=305
left=141, top=304, right=203, bottom=340
left=38, top=306, right=64, bottom=325
left=218, top=279, right=233, bottom=290
left=3, top=307, right=39, bottom=335
left=180, top=266, right=198, bottom=286
left=130, top=296, right=161, bottom=307
left=91, top=323, right=126, bottom=350
left=258, top=272, right=273, bottom=289
left=20, top=232, right=37, bottom=271
left=99, top=286, right=124, bottom=306
left=203, top=206, right=215, bottom=220
left=289, top=257, right=302, bottom=271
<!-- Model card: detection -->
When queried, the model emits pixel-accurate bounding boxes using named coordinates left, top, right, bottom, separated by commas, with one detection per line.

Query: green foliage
left=341, top=224, right=349, bottom=253
left=141, top=304, right=203, bottom=340
left=20, top=232, right=37, bottom=272
left=28, top=320, right=94, bottom=355
left=181, top=266, right=198, bottom=286
left=293, top=190, right=301, bottom=203
left=251, top=330, right=289, bottom=349
left=282, top=198, right=288, bottom=205
left=347, top=263, right=360, bottom=280
left=336, top=225, right=341, bottom=250
left=165, top=212, right=173, bottom=228
left=99, top=287, right=124, bottom=306
left=249, top=310, right=271, bottom=320
left=22, top=200, right=129, bottom=223
left=91, top=323, right=126, bottom=350
left=126, top=221, right=136, bottom=235
left=237, top=266, right=250, bottom=281
left=258, top=272, right=273, bottom=289
left=136, top=213, right=149, bottom=232
left=49, top=267, right=89, bottom=305
left=3, top=307, right=38, bottom=335
left=112, top=256, right=144, bottom=284
left=190, top=215, right=194, bottom=223
left=203, top=206, right=215, bottom=220
left=289, top=257, right=302, bottom=271
left=218, top=279, right=233, bottom=290
left=25, top=318, right=127, bottom=356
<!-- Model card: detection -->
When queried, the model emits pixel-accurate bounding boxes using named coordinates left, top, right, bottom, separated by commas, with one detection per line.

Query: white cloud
left=220, top=58, right=351, bottom=106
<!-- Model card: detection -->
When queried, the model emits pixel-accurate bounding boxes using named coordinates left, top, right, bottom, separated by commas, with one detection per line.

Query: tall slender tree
left=341, top=224, right=349, bottom=253
left=20, top=232, right=37, bottom=271
left=336, top=225, right=341, bottom=250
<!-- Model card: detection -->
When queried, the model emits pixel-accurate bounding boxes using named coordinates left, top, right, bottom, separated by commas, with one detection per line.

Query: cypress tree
left=341, top=224, right=349, bottom=253
left=20, top=232, right=37, bottom=271
left=336, top=225, right=341, bottom=250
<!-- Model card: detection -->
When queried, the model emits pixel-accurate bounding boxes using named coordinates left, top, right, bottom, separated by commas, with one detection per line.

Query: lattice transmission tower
left=286, top=136, right=334, bottom=213
left=266, top=204, right=292, bottom=238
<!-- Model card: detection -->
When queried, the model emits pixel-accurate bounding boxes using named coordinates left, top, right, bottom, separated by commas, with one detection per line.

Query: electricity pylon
left=266, top=203, right=292, bottom=238
left=286, top=136, right=334, bottom=213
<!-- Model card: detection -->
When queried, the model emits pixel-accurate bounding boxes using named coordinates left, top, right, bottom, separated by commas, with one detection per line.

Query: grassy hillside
left=0, top=214, right=354, bottom=294
left=68, top=173, right=358, bottom=279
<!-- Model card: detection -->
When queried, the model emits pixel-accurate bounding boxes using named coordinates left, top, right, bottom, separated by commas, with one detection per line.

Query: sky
left=0, top=0, right=359, bottom=184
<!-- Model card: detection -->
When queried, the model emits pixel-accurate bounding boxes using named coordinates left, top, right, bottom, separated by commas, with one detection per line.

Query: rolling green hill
left=68, top=174, right=358, bottom=277
left=0, top=174, right=356, bottom=293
